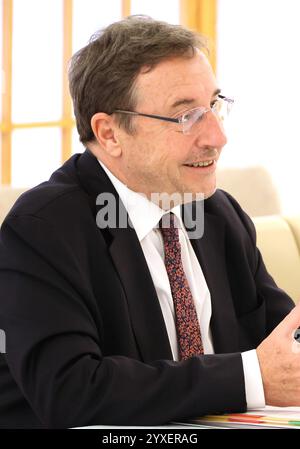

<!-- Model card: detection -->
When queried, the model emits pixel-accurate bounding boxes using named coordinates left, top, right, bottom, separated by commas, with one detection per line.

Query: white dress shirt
left=98, top=159, right=265, bottom=409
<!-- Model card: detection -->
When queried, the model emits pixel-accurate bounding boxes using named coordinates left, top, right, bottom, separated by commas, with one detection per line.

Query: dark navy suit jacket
left=0, top=149, right=294, bottom=428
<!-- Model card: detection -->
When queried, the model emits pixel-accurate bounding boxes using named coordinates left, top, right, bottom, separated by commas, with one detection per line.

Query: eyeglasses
left=114, top=94, right=234, bottom=135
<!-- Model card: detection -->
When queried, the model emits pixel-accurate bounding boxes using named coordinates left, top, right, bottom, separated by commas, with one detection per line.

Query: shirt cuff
left=241, top=349, right=266, bottom=409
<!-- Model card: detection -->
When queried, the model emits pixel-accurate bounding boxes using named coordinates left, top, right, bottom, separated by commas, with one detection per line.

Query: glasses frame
left=113, top=94, right=234, bottom=134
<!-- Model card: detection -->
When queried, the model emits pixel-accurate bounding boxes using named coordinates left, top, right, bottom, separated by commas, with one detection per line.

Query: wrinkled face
left=115, top=51, right=227, bottom=205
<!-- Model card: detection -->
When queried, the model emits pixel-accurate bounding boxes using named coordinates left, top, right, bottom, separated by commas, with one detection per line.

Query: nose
left=195, top=111, right=227, bottom=149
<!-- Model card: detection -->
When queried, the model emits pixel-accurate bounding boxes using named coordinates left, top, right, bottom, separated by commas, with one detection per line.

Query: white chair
left=253, top=215, right=300, bottom=303
left=0, top=187, right=27, bottom=224
left=217, top=166, right=281, bottom=217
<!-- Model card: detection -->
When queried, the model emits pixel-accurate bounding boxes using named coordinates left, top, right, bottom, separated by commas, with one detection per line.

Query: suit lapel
left=183, top=203, right=239, bottom=353
left=76, top=150, right=173, bottom=362
left=108, top=225, right=173, bottom=362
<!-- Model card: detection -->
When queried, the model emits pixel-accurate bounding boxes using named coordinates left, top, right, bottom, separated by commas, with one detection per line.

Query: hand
left=256, top=301, right=300, bottom=406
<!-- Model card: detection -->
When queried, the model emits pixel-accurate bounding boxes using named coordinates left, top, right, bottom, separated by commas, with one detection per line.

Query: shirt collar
left=98, top=160, right=185, bottom=242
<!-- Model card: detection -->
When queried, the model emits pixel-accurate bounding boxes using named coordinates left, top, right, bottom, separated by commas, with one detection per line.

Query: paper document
left=174, top=406, right=300, bottom=429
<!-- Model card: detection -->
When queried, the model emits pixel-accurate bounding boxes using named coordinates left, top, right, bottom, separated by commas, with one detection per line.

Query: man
left=0, top=15, right=299, bottom=429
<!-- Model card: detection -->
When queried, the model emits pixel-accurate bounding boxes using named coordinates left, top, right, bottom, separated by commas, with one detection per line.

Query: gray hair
left=69, top=15, right=207, bottom=143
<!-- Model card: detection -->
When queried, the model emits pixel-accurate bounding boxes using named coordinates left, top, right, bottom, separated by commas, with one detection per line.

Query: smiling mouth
left=183, top=160, right=215, bottom=168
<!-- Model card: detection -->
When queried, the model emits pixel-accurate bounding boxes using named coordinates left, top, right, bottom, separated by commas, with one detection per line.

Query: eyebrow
left=170, top=88, right=222, bottom=110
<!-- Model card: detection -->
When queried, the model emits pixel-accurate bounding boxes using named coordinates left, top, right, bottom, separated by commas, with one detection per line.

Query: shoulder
left=4, top=154, right=93, bottom=228
left=204, top=188, right=256, bottom=245
left=0, top=157, right=103, bottom=276
left=8, top=183, right=82, bottom=218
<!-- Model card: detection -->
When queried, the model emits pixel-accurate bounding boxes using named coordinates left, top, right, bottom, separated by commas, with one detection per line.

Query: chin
left=188, top=180, right=217, bottom=200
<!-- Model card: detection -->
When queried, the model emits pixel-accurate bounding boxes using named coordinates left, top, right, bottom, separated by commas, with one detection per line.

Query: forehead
left=135, top=51, right=217, bottom=111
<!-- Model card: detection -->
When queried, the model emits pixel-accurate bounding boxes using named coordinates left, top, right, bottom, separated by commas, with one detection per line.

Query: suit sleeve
left=0, top=214, right=246, bottom=428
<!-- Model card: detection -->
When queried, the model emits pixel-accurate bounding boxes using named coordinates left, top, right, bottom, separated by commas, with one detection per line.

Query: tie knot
left=159, top=213, right=179, bottom=243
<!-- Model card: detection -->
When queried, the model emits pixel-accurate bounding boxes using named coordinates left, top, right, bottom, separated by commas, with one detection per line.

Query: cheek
left=143, top=138, right=170, bottom=170
left=124, top=142, right=163, bottom=180
left=163, top=133, right=188, bottom=162
left=125, top=131, right=187, bottom=178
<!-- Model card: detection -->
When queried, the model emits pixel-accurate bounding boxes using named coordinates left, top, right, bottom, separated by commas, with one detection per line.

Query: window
left=73, top=0, right=122, bottom=53
left=131, top=0, right=179, bottom=24
left=12, top=0, right=63, bottom=124
left=1, top=0, right=187, bottom=187
left=217, top=0, right=300, bottom=214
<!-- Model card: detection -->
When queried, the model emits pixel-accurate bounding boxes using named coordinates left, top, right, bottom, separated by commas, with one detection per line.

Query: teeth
left=186, top=160, right=214, bottom=167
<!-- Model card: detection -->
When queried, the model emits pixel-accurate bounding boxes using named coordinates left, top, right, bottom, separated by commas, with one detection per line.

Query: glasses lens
left=181, top=98, right=234, bottom=134
left=213, top=97, right=234, bottom=121
left=182, top=108, right=207, bottom=134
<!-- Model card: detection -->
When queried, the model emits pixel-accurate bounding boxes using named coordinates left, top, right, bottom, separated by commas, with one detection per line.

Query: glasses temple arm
left=114, top=110, right=180, bottom=124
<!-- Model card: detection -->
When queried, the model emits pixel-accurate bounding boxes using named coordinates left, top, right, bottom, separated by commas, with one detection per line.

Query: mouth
left=183, top=159, right=216, bottom=172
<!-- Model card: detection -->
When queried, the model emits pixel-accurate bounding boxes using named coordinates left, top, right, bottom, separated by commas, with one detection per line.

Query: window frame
left=1, top=0, right=216, bottom=185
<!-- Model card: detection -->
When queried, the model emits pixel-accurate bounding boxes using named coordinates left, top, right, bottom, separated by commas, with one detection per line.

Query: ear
left=91, top=112, right=122, bottom=157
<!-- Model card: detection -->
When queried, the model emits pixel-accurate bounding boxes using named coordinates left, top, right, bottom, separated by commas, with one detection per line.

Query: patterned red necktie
left=159, top=212, right=204, bottom=360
